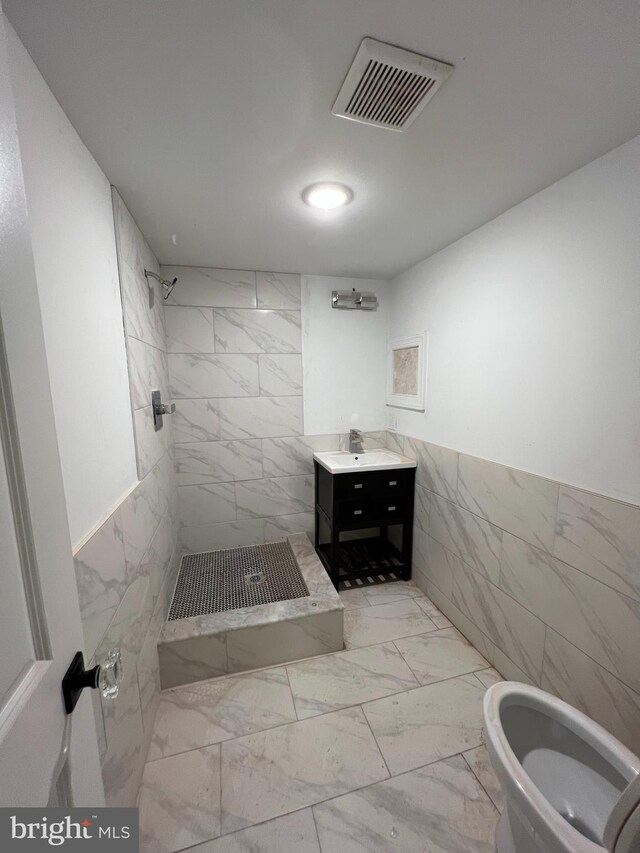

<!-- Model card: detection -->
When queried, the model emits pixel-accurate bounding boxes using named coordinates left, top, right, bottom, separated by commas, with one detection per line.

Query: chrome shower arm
left=144, top=269, right=177, bottom=300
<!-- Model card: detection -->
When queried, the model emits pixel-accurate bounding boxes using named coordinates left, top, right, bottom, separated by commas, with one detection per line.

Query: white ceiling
left=6, top=0, right=640, bottom=279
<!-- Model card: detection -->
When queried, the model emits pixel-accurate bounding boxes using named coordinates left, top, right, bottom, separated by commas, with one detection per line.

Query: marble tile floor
left=138, top=580, right=505, bottom=852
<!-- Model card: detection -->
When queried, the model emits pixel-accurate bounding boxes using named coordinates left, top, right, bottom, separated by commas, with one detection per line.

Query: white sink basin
left=313, top=448, right=417, bottom=474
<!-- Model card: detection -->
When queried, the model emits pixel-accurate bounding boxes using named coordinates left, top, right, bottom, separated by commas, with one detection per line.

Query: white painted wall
left=389, top=134, right=640, bottom=505
left=302, top=276, right=389, bottom=435
left=8, top=25, right=137, bottom=546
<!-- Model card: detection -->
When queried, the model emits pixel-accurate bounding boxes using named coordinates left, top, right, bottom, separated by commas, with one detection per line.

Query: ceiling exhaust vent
left=332, top=38, right=453, bottom=132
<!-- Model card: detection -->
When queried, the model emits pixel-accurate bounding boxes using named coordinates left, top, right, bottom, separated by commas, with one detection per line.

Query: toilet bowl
left=483, top=682, right=640, bottom=853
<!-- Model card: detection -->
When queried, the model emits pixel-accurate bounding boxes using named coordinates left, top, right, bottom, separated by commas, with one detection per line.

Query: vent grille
left=332, top=38, right=453, bottom=131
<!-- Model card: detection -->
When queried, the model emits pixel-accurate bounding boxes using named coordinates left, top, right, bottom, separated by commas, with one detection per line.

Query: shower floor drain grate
left=168, top=540, right=309, bottom=619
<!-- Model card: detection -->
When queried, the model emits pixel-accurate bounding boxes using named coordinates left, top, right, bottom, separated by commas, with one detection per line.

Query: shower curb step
left=158, top=533, right=344, bottom=689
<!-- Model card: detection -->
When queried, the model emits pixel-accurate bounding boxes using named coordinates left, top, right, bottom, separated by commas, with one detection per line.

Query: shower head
left=144, top=269, right=178, bottom=301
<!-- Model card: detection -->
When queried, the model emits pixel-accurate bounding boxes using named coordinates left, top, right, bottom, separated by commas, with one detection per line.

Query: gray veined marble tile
left=137, top=609, right=163, bottom=740
left=452, top=557, right=545, bottom=683
left=175, top=439, right=262, bottom=486
left=404, top=437, right=458, bottom=501
left=384, top=430, right=405, bottom=454
left=412, top=528, right=460, bottom=598
left=463, top=745, right=505, bottom=813
left=220, top=705, right=389, bottom=834
left=121, top=468, right=166, bottom=576
left=262, top=436, right=315, bottom=477
left=179, top=519, right=265, bottom=553
left=258, top=353, right=303, bottom=396
left=414, top=484, right=430, bottom=533
left=236, top=475, right=313, bottom=518
left=184, top=809, right=320, bottom=853
left=169, top=353, right=259, bottom=399
left=313, top=755, right=498, bottom=853
left=413, top=594, right=446, bottom=618
left=415, top=597, right=453, bottom=628
left=216, top=396, right=303, bottom=440
left=118, top=255, right=167, bottom=352
left=343, top=598, right=437, bottom=649
left=165, top=306, right=215, bottom=353
left=362, top=674, right=486, bottom=775
left=422, top=582, right=497, bottom=664
left=541, top=628, right=640, bottom=756
left=134, top=405, right=171, bottom=479
left=263, top=512, right=315, bottom=542
left=554, top=486, right=640, bottom=601
left=226, top=609, right=343, bottom=673
left=361, top=430, right=389, bottom=450
left=101, top=699, right=145, bottom=807
left=73, top=508, right=128, bottom=659
left=98, top=576, right=151, bottom=806
left=172, top=399, right=221, bottom=443
left=158, top=633, right=228, bottom=689
left=287, top=642, right=418, bottom=718
left=262, top=434, right=340, bottom=477
left=361, top=580, right=424, bottom=606
left=474, top=667, right=504, bottom=688
left=457, top=453, right=559, bottom=551
left=394, top=626, right=489, bottom=685
left=177, top=482, right=236, bottom=528
left=500, top=532, right=640, bottom=694
left=256, top=271, right=301, bottom=309
left=214, top=308, right=301, bottom=354
left=148, top=667, right=297, bottom=760
left=429, top=492, right=503, bottom=583
left=338, top=588, right=371, bottom=611
left=138, top=744, right=221, bottom=853
left=162, top=266, right=257, bottom=308
left=490, top=647, right=536, bottom=686
left=127, top=336, right=170, bottom=411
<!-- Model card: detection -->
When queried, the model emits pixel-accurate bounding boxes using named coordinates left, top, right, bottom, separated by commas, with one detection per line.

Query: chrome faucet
left=349, top=429, right=364, bottom=454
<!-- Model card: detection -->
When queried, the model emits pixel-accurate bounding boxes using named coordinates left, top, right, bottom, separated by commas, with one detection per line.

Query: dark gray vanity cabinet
left=314, top=462, right=415, bottom=590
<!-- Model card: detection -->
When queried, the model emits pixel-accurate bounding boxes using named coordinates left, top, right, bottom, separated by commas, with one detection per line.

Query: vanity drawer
left=336, top=501, right=377, bottom=523
left=333, top=469, right=412, bottom=500
left=375, top=500, right=405, bottom=522
left=336, top=499, right=406, bottom=524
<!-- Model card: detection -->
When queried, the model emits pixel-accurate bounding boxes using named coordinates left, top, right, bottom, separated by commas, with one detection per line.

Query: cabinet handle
left=388, top=506, right=396, bottom=511
left=354, top=483, right=363, bottom=489
left=353, top=510, right=363, bottom=516
left=389, top=480, right=397, bottom=486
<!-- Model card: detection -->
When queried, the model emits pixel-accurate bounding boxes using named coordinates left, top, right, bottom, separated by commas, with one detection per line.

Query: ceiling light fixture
left=302, top=182, right=353, bottom=210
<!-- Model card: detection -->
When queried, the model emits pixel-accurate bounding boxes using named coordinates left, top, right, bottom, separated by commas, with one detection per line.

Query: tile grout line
left=358, top=703, right=392, bottom=780
left=461, top=750, right=502, bottom=815
left=283, top=664, right=301, bottom=722
left=310, top=805, right=324, bottom=853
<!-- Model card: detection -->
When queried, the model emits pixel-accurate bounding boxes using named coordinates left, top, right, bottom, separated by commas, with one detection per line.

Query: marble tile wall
left=392, top=430, right=640, bottom=755
left=70, top=190, right=179, bottom=806
left=162, top=266, right=380, bottom=551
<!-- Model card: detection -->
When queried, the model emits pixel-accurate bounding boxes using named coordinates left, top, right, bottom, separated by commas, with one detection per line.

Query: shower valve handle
left=152, top=390, right=174, bottom=430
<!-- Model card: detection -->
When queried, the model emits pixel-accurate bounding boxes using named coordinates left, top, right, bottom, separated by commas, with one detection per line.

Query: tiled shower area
left=163, top=264, right=317, bottom=552
left=71, top=189, right=389, bottom=809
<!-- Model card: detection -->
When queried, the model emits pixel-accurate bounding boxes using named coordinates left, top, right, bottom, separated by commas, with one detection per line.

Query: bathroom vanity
left=313, top=449, right=417, bottom=590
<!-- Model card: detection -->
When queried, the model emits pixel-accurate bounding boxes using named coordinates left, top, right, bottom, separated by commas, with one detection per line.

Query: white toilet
left=483, top=681, right=640, bottom=853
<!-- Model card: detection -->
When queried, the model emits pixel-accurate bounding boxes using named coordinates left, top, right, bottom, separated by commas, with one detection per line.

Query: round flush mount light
left=302, top=182, right=353, bottom=210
